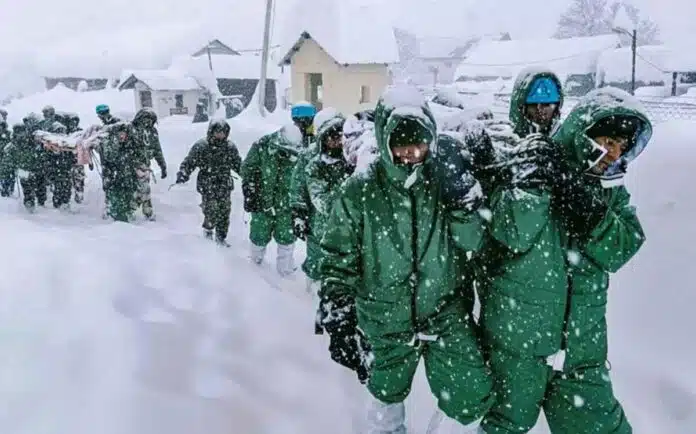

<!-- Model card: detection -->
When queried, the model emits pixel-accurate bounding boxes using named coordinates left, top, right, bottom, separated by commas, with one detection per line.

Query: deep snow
left=0, top=95, right=694, bottom=433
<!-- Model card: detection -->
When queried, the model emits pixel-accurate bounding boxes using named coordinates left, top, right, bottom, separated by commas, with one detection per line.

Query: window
left=359, top=85, right=371, bottom=103
left=175, top=94, right=184, bottom=108
left=139, top=91, right=152, bottom=108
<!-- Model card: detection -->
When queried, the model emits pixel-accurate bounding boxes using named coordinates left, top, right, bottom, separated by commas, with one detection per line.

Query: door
left=140, top=91, right=153, bottom=108
left=305, top=73, right=323, bottom=110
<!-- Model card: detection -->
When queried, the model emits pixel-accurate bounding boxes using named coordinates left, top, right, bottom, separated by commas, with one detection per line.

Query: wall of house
left=132, top=81, right=202, bottom=118
left=289, top=38, right=391, bottom=115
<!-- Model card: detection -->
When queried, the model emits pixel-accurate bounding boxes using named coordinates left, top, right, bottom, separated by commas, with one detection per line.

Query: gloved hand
left=160, top=166, right=167, bottom=179
left=175, top=172, right=187, bottom=184
left=292, top=207, right=309, bottom=240
left=242, top=179, right=261, bottom=213
left=504, top=133, right=556, bottom=189
left=437, top=137, right=485, bottom=213
left=516, top=136, right=609, bottom=240
left=318, top=294, right=372, bottom=384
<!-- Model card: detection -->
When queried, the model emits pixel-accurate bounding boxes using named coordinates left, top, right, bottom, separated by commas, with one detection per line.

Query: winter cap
left=388, top=118, right=433, bottom=148
left=586, top=115, right=641, bottom=141
left=291, top=101, right=317, bottom=119
left=96, top=104, right=110, bottom=114
left=526, top=77, right=561, bottom=104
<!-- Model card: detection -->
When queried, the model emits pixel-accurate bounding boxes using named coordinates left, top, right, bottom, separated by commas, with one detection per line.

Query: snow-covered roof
left=455, top=35, right=620, bottom=82
left=170, top=53, right=281, bottom=81
left=279, top=1, right=399, bottom=66
left=118, top=70, right=202, bottom=91
left=597, top=45, right=668, bottom=84
left=417, top=37, right=469, bottom=59
left=192, top=40, right=240, bottom=57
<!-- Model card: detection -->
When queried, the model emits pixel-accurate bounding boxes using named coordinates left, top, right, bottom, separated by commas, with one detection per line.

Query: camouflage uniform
left=95, top=123, right=146, bottom=222
left=55, top=112, right=87, bottom=204
left=0, top=123, right=46, bottom=211
left=131, top=108, right=166, bottom=220
left=0, top=120, right=13, bottom=196
left=176, top=120, right=241, bottom=245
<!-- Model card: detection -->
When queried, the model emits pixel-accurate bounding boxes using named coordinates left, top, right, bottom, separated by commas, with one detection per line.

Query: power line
left=456, top=49, right=616, bottom=67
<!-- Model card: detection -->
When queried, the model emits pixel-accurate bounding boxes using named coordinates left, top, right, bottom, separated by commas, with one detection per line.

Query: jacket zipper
left=409, top=190, right=419, bottom=335
left=560, top=272, right=573, bottom=350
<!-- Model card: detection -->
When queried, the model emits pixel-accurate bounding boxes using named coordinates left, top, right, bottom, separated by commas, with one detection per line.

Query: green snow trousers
left=249, top=210, right=295, bottom=247
left=366, top=308, right=493, bottom=426
left=482, top=346, right=631, bottom=434
left=302, top=236, right=321, bottom=280
left=106, top=186, right=135, bottom=222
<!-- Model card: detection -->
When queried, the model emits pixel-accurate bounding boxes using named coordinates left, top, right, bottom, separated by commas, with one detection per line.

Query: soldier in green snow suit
left=176, top=119, right=242, bottom=246
left=508, top=67, right=564, bottom=138
left=241, top=124, right=304, bottom=275
left=319, top=86, right=493, bottom=433
left=478, top=88, right=652, bottom=433
left=297, top=109, right=351, bottom=296
left=95, top=122, right=147, bottom=222
left=0, top=123, right=46, bottom=211
left=132, top=108, right=167, bottom=220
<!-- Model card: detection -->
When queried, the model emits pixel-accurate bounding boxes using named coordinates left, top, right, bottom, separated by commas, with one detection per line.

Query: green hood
left=272, top=123, right=305, bottom=155
left=313, top=108, right=346, bottom=153
left=374, top=86, right=438, bottom=184
left=551, top=87, right=652, bottom=175
left=509, top=67, right=564, bottom=137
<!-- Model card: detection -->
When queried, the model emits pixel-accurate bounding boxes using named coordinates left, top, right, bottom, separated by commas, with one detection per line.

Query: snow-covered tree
left=608, top=2, right=660, bottom=45
left=554, top=0, right=611, bottom=39
left=554, top=0, right=660, bottom=46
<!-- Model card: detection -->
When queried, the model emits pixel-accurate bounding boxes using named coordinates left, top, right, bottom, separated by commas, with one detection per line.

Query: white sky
left=0, top=0, right=692, bottom=59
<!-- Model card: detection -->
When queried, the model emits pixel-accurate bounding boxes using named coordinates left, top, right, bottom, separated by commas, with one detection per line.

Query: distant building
left=118, top=70, right=203, bottom=118
left=44, top=77, right=112, bottom=92
left=454, top=35, right=620, bottom=96
left=279, top=2, right=399, bottom=114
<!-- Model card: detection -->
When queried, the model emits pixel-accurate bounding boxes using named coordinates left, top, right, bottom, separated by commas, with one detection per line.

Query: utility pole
left=206, top=44, right=217, bottom=117
left=258, top=0, right=273, bottom=117
left=630, top=29, right=637, bottom=95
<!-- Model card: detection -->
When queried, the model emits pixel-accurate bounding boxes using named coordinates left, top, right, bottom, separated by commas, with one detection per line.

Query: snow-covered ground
left=0, top=89, right=694, bottom=433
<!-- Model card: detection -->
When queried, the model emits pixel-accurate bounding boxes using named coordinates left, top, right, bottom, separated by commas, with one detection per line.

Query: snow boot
left=216, top=238, right=230, bottom=248
left=276, top=243, right=296, bottom=276
left=250, top=244, right=266, bottom=265
left=204, top=229, right=213, bottom=240
left=426, top=410, right=484, bottom=434
left=365, top=398, right=406, bottom=434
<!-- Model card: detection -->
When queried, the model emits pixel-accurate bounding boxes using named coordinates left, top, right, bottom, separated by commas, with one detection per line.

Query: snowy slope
left=0, top=92, right=694, bottom=433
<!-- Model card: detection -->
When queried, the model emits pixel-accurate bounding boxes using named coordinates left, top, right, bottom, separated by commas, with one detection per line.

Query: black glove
left=242, top=178, right=262, bottom=213
left=175, top=172, right=187, bottom=184
left=160, top=166, right=167, bottom=179
left=436, top=137, right=485, bottom=213
left=504, top=133, right=556, bottom=189
left=550, top=163, right=608, bottom=241
left=522, top=138, right=609, bottom=239
left=318, top=295, right=372, bottom=384
left=292, top=207, right=309, bottom=240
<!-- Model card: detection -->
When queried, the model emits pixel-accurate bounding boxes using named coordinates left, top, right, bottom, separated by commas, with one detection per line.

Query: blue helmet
left=291, top=102, right=316, bottom=119
left=96, top=104, right=110, bottom=114
left=526, top=77, right=561, bottom=104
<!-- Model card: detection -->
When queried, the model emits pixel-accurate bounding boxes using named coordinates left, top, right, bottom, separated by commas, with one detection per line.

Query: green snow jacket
left=478, top=88, right=651, bottom=366
left=319, top=91, right=487, bottom=342
left=241, top=125, right=303, bottom=213
left=301, top=110, right=351, bottom=279
left=509, top=67, right=564, bottom=137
